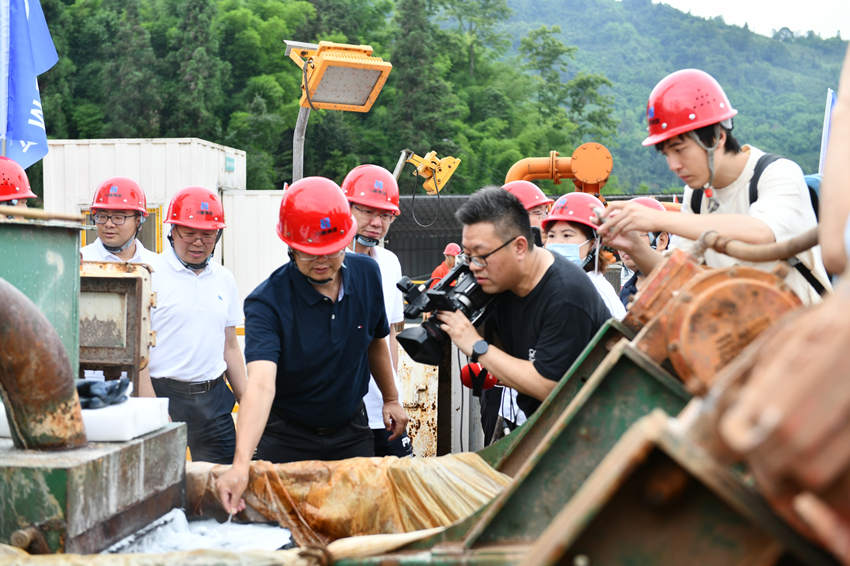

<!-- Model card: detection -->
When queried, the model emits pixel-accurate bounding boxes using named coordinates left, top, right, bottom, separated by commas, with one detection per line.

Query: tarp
left=186, top=452, right=511, bottom=547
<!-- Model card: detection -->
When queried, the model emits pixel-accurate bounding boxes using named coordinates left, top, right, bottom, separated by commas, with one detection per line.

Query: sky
left=653, top=0, right=850, bottom=39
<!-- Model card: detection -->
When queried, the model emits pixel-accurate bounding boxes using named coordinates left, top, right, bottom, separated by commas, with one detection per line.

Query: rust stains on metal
left=0, top=277, right=86, bottom=449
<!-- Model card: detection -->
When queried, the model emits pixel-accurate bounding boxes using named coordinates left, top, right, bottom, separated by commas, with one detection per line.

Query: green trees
left=35, top=0, right=842, bottom=196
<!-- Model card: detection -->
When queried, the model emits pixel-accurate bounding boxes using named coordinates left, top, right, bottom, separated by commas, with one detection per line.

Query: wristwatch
left=470, top=340, right=489, bottom=363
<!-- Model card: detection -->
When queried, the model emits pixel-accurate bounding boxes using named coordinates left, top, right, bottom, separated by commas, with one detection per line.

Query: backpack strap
left=690, top=188, right=703, bottom=214
left=749, top=153, right=827, bottom=297
left=748, top=153, right=782, bottom=205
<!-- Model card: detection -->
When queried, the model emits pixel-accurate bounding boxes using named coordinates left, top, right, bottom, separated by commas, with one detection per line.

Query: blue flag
left=1, top=0, right=58, bottom=169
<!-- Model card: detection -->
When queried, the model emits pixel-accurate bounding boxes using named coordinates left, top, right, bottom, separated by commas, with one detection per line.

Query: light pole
left=284, top=40, right=392, bottom=182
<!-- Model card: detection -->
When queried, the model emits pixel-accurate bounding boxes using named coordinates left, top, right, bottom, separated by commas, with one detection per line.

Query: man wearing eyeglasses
left=341, top=164, right=413, bottom=458
left=80, top=177, right=157, bottom=263
left=140, top=186, right=247, bottom=465
left=435, top=187, right=610, bottom=438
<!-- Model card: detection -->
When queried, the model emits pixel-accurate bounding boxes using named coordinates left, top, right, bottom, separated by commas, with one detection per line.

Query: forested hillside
left=507, top=0, right=847, bottom=191
left=35, top=0, right=846, bottom=197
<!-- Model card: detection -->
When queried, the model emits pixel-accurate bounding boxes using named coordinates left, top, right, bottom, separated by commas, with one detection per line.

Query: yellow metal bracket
left=405, top=151, right=461, bottom=195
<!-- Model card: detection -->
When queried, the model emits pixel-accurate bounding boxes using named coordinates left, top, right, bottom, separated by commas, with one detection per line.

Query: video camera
left=396, top=258, right=493, bottom=365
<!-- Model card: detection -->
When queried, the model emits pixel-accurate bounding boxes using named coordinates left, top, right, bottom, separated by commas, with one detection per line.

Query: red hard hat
left=443, top=242, right=461, bottom=256
left=342, top=164, right=400, bottom=215
left=642, top=69, right=737, bottom=146
left=277, top=176, right=356, bottom=255
left=0, top=156, right=36, bottom=202
left=165, top=186, right=225, bottom=229
left=460, top=363, right=498, bottom=391
left=502, top=180, right=553, bottom=211
left=542, top=192, right=604, bottom=233
left=91, top=177, right=147, bottom=215
left=631, top=196, right=666, bottom=212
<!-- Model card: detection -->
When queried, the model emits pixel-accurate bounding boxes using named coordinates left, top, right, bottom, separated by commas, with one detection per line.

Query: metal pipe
left=392, top=148, right=414, bottom=180
left=292, top=106, right=311, bottom=182
left=504, top=151, right=571, bottom=185
left=696, top=227, right=819, bottom=262
left=0, top=277, right=86, bottom=449
left=0, top=205, right=84, bottom=222
left=503, top=143, right=613, bottom=193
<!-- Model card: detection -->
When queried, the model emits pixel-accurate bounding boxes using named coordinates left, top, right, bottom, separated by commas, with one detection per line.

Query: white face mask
left=546, top=238, right=590, bottom=266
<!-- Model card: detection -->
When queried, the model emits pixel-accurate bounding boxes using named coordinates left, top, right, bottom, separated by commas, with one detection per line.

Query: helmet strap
left=354, top=234, right=379, bottom=247
left=167, top=226, right=220, bottom=271
left=688, top=125, right=724, bottom=201
left=101, top=214, right=144, bottom=255
left=287, top=249, right=334, bottom=285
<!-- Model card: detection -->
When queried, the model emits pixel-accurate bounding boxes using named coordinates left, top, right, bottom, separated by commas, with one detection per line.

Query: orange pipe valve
left=503, top=142, right=613, bottom=194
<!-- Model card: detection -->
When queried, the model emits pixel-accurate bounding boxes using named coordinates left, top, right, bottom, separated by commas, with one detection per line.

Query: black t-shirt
left=485, top=253, right=610, bottom=417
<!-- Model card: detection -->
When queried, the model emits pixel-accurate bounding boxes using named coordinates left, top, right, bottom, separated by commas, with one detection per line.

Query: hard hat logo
left=91, top=177, right=147, bottom=214
left=277, top=176, right=356, bottom=255
left=341, top=164, right=401, bottom=215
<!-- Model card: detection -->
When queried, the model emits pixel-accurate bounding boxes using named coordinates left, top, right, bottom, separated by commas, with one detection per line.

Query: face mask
left=546, top=242, right=584, bottom=265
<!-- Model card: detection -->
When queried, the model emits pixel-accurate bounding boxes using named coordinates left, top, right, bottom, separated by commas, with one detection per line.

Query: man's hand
left=596, top=201, right=664, bottom=241
left=216, top=465, right=249, bottom=515
left=382, top=400, right=408, bottom=441
left=435, top=309, right=482, bottom=356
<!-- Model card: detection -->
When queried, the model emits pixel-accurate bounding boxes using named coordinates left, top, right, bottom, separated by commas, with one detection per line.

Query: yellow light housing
left=286, top=41, right=392, bottom=113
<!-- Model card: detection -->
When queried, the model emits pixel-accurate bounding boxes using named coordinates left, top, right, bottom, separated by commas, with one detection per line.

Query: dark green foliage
left=35, top=0, right=845, bottom=196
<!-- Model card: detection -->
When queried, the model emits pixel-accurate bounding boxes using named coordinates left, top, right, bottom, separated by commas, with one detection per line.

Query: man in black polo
left=436, top=187, right=610, bottom=431
left=217, top=177, right=408, bottom=515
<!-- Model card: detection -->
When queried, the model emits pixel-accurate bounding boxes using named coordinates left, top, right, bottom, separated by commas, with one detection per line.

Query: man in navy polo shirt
left=217, top=176, right=408, bottom=515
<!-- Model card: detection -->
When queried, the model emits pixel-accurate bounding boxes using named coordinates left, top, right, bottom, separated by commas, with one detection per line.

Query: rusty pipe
left=503, top=143, right=613, bottom=193
left=696, top=227, right=819, bottom=263
left=0, top=278, right=86, bottom=449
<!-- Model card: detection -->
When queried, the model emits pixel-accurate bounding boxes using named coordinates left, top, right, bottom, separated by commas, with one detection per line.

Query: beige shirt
left=671, top=145, right=830, bottom=305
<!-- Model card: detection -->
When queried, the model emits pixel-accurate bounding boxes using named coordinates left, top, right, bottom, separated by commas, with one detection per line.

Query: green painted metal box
left=0, top=218, right=80, bottom=373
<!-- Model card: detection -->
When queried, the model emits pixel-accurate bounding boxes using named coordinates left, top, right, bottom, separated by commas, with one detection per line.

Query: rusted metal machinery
left=503, top=142, right=613, bottom=194
left=79, top=261, right=157, bottom=395
left=0, top=214, right=83, bottom=371
left=0, top=277, right=86, bottom=450
left=0, top=218, right=186, bottom=555
left=329, top=234, right=829, bottom=564
left=677, top=278, right=850, bottom=565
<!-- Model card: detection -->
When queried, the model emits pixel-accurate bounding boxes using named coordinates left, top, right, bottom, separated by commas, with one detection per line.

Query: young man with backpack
left=596, top=68, right=829, bottom=304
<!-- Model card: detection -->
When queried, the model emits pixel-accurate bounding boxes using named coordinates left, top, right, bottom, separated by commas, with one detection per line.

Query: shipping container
left=43, top=138, right=247, bottom=254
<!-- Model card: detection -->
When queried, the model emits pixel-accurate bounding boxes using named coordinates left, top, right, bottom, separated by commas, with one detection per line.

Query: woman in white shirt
left=543, top=192, right=626, bottom=320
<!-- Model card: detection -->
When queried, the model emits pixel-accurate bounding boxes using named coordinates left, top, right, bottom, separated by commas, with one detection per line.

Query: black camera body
left=396, top=260, right=493, bottom=365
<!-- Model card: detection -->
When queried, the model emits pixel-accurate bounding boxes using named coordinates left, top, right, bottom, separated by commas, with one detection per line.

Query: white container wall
left=220, top=189, right=289, bottom=303
left=43, top=138, right=246, bottom=215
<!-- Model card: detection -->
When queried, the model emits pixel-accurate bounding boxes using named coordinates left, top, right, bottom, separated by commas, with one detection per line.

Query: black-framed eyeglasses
left=92, top=212, right=137, bottom=226
left=460, top=235, right=519, bottom=268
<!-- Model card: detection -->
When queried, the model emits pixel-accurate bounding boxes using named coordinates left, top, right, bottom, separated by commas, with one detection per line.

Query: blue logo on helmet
left=374, top=180, right=383, bottom=190
left=320, top=217, right=331, bottom=230
left=109, top=185, right=119, bottom=194
left=200, top=202, right=209, bottom=211
left=648, top=106, right=655, bottom=119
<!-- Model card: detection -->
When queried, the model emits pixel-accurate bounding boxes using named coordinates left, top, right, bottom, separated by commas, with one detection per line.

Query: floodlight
left=285, top=40, right=392, bottom=113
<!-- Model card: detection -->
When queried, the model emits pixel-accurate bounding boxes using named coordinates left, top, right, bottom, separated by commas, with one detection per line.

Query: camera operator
left=435, top=187, right=610, bottom=439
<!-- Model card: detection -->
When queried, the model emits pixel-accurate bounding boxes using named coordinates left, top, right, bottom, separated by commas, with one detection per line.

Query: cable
left=302, top=58, right=317, bottom=111
left=409, top=163, right=440, bottom=228
left=456, top=347, right=465, bottom=452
